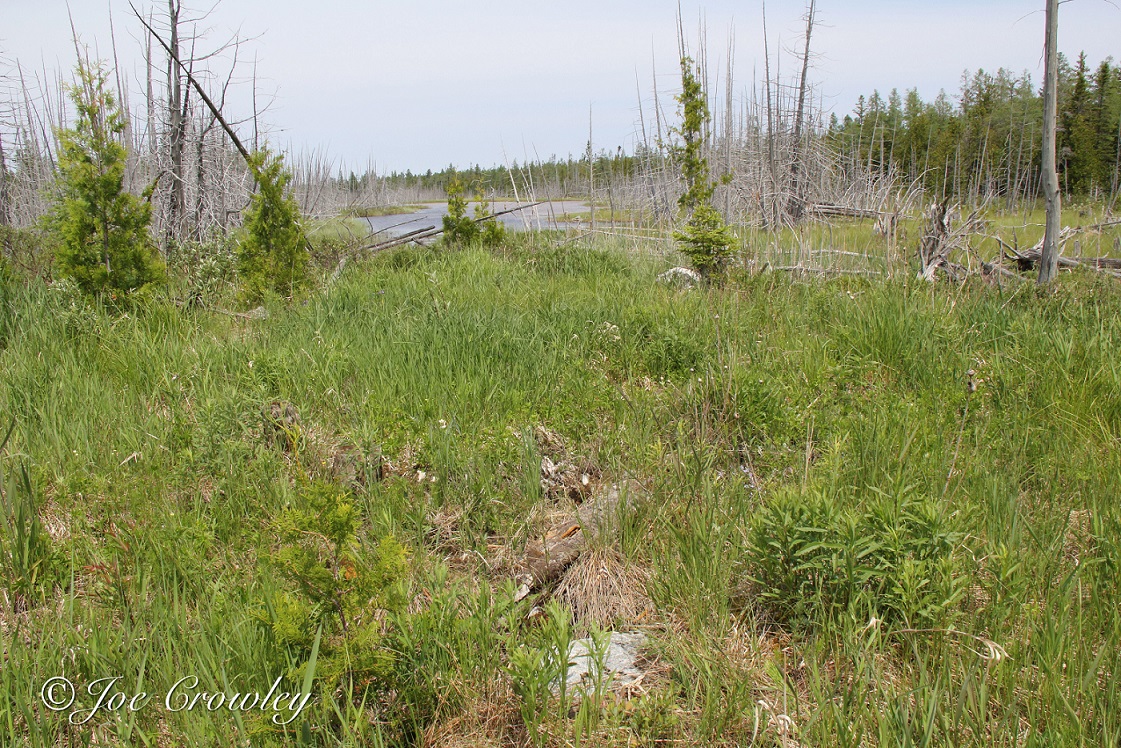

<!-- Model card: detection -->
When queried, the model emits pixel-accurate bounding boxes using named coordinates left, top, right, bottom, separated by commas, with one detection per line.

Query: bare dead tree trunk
left=587, top=107, right=595, bottom=233
left=252, top=56, right=260, bottom=152
left=1111, top=103, right=1121, bottom=212
left=761, top=1, right=778, bottom=227
left=1039, top=0, right=1060, bottom=285
left=788, top=0, right=816, bottom=222
left=165, top=0, right=188, bottom=250
left=0, top=132, right=10, bottom=227
left=145, top=13, right=157, bottom=159
left=724, top=30, right=735, bottom=219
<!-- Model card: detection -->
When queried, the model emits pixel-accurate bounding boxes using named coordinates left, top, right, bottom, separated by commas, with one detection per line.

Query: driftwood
left=328, top=202, right=549, bottom=284
left=1004, top=248, right=1121, bottom=278
left=363, top=225, right=438, bottom=252
left=771, top=265, right=881, bottom=277
left=356, top=200, right=547, bottom=253
left=918, top=202, right=984, bottom=281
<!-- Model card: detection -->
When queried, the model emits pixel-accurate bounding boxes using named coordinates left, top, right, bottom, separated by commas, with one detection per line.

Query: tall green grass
left=0, top=237, right=1119, bottom=745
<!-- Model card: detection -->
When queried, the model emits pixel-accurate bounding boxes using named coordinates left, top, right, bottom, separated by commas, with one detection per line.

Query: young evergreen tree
left=237, top=148, right=309, bottom=303
left=672, top=55, right=733, bottom=279
left=50, top=59, right=162, bottom=296
left=442, top=175, right=478, bottom=246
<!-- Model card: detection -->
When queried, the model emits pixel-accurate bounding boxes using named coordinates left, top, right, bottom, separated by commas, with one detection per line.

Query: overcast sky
left=2, top=1, right=1118, bottom=173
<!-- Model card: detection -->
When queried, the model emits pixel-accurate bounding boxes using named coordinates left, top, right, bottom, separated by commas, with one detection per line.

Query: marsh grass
left=0, top=233, right=1119, bottom=745
left=346, top=205, right=428, bottom=219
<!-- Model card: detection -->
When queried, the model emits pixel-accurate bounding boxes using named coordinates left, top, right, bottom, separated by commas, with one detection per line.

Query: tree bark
left=1039, top=0, right=1061, bottom=284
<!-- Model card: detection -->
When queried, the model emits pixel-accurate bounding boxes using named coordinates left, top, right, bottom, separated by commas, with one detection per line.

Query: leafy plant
left=48, top=58, right=163, bottom=296
left=506, top=601, right=573, bottom=747
left=743, top=483, right=969, bottom=629
left=238, top=148, right=310, bottom=304
left=621, top=688, right=681, bottom=746
left=172, top=237, right=238, bottom=306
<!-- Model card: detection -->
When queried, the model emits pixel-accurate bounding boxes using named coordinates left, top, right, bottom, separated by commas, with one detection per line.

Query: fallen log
left=771, top=265, right=881, bottom=277
left=329, top=202, right=550, bottom=284
left=1003, top=246, right=1121, bottom=276
left=807, top=204, right=884, bottom=219
left=355, top=200, right=547, bottom=254
left=514, top=483, right=631, bottom=596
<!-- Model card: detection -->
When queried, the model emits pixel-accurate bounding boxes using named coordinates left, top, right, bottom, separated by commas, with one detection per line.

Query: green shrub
left=48, top=59, right=163, bottom=297
left=265, top=480, right=407, bottom=692
left=506, top=601, right=573, bottom=747
left=474, top=193, right=506, bottom=248
left=673, top=202, right=734, bottom=279
left=170, top=237, right=238, bottom=306
left=743, top=483, right=969, bottom=629
left=442, top=176, right=478, bottom=246
left=237, top=149, right=309, bottom=304
left=621, top=688, right=681, bottom=746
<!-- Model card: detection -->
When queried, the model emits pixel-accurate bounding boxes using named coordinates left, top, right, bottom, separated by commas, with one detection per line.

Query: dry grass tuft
left=420, top=678, right=527, bottom=748
left=554, top=547, right=654, bottom=633
left=1064, top=508, right=1092, bottom=566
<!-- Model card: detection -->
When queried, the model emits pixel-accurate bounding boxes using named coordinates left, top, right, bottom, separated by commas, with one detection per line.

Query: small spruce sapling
left=474, top=189, right=506, bottom=247
left=671, top=55, right=733, bottom=279
left=442, top=176, right=479, bottom=245
left=237, top=148, right=310, bottom=304
left=267, top=479, right=407, bottom=691
left=49, top=59, right=163, bottom=297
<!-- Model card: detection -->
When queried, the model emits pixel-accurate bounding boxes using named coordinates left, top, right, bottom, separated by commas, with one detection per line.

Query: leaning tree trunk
left=1039, top=0, right=1061, bottom=284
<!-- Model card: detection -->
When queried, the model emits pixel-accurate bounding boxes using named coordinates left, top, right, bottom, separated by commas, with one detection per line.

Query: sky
left=2, top=1, right=1118, bottom=174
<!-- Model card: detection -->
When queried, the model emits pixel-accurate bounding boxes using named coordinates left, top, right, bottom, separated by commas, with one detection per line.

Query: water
left=361, top=200, right=591, bottom=238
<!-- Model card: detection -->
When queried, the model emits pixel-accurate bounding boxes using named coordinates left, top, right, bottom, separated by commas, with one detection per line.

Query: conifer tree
left=672, top=55, right=733, bottom=279
left=50, top=59, right=162, bottom=296
left=237, top=148, right=309, bottom=303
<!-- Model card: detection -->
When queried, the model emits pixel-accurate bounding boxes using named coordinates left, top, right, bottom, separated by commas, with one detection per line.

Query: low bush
left=743, top=482, right=970, bottom=629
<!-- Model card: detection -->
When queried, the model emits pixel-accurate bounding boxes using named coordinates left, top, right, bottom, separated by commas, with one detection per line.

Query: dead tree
left=761, top=1, right=778, bottom=227
left=166, top=0, right=187, bottom=248
left=0, top=132, right=10, bottom=227
left=787, top=0, right=816, bottom=222
left=1038, top=0, right=1060, bottom=284
left=132, top=0, right=257, bottom=249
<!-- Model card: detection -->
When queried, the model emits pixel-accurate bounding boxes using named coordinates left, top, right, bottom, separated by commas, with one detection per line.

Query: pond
left=361, top=200, right=592, bottom=238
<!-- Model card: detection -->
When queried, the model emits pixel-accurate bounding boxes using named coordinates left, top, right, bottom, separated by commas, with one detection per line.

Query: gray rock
left=564, top=631, right=647, bottom=691
left=656, top=266, right=702, bottom=287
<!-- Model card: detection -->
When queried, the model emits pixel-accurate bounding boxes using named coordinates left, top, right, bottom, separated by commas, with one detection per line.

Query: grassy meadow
left=1, top=230, right=1120, bottom=746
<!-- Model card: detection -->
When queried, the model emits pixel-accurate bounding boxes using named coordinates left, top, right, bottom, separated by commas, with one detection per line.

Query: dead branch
left=130, top=2, right=251, bottom=165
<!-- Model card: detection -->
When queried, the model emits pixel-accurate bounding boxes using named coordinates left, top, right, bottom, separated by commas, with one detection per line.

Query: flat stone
left=564, top=631, right=648, bottom=691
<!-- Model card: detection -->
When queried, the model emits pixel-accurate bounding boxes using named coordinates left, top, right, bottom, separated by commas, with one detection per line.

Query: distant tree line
left=829, top=53, right=1121, bottom=205
left=337, top=150, right=640, bottom=203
